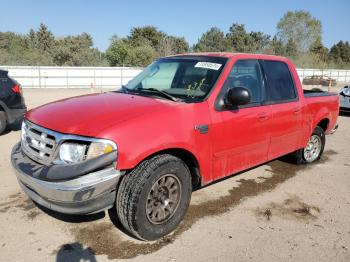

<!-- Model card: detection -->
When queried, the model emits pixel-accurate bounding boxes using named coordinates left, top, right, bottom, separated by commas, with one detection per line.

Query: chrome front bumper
left=11, top=143, right=123, bottom=214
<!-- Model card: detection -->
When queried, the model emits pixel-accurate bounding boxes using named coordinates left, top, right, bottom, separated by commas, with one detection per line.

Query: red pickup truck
left=11, top=53, right=339, bottom=240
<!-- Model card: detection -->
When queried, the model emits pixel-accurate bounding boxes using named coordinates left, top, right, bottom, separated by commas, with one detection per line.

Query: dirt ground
left=0, top=87, right=349, bottom=262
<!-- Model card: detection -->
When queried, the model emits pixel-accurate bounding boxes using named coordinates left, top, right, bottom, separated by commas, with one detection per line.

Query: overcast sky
left=1, top=0, right=349, bottom=50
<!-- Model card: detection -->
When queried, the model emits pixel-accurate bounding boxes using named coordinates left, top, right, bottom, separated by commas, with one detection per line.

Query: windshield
left=123, top=56, right=227, bottom=102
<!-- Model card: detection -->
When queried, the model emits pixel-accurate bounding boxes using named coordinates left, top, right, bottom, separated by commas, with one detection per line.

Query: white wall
left=0, top=65, right=349, bottom=89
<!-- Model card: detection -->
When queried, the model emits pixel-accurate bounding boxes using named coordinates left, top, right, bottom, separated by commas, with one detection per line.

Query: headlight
left=342, top=86, right=350, bottom=96
left=58, top=140, right=116, bottom=164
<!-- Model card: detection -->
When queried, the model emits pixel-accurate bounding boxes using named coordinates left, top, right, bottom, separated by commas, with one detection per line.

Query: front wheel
left=294, top=126, right=325, bottom=164
left=115, top=154, right=192, bottom=240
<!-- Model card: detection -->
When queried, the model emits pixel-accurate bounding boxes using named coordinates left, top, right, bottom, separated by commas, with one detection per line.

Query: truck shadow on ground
left=50, top=150, right=337, bottom=260
left=35, top=204, right=105, bottom=223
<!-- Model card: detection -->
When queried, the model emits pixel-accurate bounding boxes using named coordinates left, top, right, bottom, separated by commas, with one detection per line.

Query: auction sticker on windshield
left=194, top=62, right=222, bottom=70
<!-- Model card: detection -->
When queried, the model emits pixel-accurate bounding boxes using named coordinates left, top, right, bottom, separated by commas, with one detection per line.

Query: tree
left=249, top=31, right=270, bottom=53
left=270, top=36, right=285, bottom=56
left=106, top=37, right=158, bottom=67
left=310, top=37, right=328, bottom=61
left=226, top=23, right=270, bottom=53
left=36, top=23, right=54, bottom=53
left=329, top=41, right=350, bottom=64
left=125, top=45, right=158, bottom=67
left=277, top=11, right=322, bottom=53
left=128, top=26, right=165, bottom=50
left=27, top=29, right=37, bottom=49
left=285, top=38, right=298, bottom=57
left=158, top=36, right=189, bottom=56
left=106, top=37, right=131, bottom=66
left=227, top=23, right=249, bottom=52
left=52, top=33, right=105, bottom=66
left=194, top=27, right=228, bottom=52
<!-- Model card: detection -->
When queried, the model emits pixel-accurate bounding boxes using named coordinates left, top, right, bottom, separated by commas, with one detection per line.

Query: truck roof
left=170, top=52, right=289, bottom=62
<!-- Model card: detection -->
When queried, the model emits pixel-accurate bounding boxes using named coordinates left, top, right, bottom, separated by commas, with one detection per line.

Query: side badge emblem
left=194, top=124, right=209, bottom=134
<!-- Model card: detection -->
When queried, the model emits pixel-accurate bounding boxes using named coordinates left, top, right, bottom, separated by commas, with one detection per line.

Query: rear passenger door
left=261, top=60, right=302, bottom=160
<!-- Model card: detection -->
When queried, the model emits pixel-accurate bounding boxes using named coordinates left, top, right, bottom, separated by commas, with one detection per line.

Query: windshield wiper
left=136, top=88, right=179, bottom=102
left=121, top=85, right=130, bottom=93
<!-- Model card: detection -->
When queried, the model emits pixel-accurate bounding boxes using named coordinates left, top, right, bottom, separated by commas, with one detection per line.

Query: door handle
left=258, top=113, right=269, bottom=121
left=293, top=107, right=301, bottom=114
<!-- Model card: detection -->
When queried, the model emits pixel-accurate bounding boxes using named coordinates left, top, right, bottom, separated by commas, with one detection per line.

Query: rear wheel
left=294, top=126, right=325, bottom=164
left=115, top=154, right=192, bottom=240
left=0, top=111, right=7, bottom=135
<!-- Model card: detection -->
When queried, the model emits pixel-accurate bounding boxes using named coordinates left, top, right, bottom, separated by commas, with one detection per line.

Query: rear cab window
left=262, top=60, right=297, bottom=103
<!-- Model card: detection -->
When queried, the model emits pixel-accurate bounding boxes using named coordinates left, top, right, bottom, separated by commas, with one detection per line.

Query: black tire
left=294, top=126, right=325, bottom=164
left=115, top=154, right=192, bottom=240
left=0, top=111, right=7, bottom=135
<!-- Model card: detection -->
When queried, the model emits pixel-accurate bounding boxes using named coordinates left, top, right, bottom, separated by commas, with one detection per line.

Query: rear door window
left=263, top=61, right=297, bottom=103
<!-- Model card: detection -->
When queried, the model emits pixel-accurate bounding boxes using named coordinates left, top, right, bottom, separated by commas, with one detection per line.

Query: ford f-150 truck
left=11, top=53, right=339, bottom=240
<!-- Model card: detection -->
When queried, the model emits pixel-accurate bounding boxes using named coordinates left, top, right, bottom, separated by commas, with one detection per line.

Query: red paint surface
left=26, top=53, right=339, bottom=185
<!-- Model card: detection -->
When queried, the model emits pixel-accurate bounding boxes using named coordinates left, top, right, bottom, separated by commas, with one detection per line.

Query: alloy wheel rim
left=146, top=174, right=182, bottom=225
left=304, top=135, right=322, bottom=162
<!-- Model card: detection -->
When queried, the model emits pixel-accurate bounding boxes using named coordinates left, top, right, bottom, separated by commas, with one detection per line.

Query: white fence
left=0, top=66, right=349, bottom=89
left=0, top=66, right=143, bottom=89
left=296, top=68, right=350, bottom=83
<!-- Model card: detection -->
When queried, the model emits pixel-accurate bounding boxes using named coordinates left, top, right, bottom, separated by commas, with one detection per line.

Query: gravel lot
left=0, top=87, right=349, bottom=262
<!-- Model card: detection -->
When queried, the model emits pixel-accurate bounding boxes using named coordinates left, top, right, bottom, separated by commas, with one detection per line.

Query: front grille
left=21, top=121, right=59, bottom=165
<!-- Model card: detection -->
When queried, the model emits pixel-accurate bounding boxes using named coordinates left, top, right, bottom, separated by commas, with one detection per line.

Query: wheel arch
left=316, top=118, right=329, bottom=132
left=125, top=147, right=202, bottom=190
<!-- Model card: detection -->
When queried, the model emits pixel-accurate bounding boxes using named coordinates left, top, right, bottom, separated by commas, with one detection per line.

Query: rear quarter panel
left=300, top=95, right=339, bottom=146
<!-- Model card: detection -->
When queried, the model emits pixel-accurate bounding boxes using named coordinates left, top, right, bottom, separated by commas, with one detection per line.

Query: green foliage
left=106, top=38, right=130, bottom=66
left=285, top=39, right=298, bottom=58
left=125, top=45, right=157, bottom=67
left=0, top=24, right=106, bottom=66
left=35, top=23, right=55, bottom=53
left=1, top=13, right=350, bottom=69
left=310, top=37, right=328, bottom=62
left=128, top=26, right=165, bottom=49
left=226, top=23, right=270, bottom=53
left=270, top=36, right=285, bottom=56
left=158, top=36, right=189, bottom=56
left=106, top=26, right=189, bottom=67
left=277, top=10, right=322, bottom=52
left=329, top=41, right=350, bottom=64
left=194, top=27, right=228, bottom=52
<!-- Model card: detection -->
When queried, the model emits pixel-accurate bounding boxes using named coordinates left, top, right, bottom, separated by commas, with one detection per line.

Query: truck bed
left=303, top=89, right=338, bottom=98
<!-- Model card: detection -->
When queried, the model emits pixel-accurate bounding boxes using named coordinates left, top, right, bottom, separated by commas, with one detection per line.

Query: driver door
left=210, top=59, right=271, bottom=179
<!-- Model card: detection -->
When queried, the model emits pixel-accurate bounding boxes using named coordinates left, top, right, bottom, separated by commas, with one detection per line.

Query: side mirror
left=225, top=87, right=251, bottom=107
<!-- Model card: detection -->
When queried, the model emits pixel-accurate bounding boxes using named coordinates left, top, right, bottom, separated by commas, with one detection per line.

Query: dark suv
left=0, top=69, right=26, bottom=134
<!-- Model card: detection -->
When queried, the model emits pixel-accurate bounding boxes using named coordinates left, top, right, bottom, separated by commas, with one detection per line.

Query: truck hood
left=26, top=92, right=176, bottom=137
